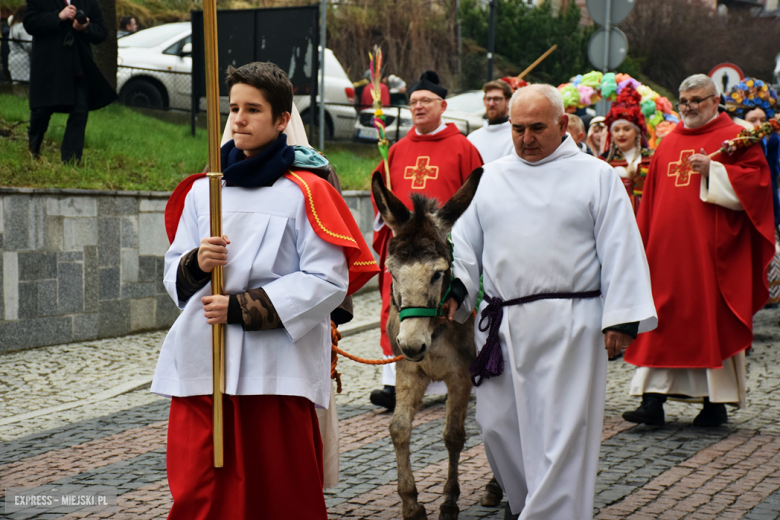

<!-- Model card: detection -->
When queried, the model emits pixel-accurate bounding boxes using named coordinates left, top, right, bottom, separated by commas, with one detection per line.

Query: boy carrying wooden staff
left=153, top=62, right=378, bottom=520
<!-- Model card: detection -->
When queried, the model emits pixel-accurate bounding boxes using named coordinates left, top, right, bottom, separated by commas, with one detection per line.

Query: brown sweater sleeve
left=176, top=248, right=210, bottom=301
left=228, top=288, right=284, bottom=331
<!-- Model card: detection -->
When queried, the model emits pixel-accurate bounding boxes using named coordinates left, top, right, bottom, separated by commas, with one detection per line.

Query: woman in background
left=725, top=78, right=780, bottom=304
left=600, top=85, right=653, bottom=214
left=8, top=4, right=31, bottom=83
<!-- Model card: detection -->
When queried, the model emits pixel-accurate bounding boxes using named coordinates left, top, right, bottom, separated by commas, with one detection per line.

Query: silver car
left=352, top=90, right=487, bottom=142
left=116, top=23, right=357, bottom=140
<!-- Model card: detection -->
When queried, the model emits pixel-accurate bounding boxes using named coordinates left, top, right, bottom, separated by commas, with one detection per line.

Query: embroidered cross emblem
left=404, top=156, right=439, bottom=189
left=667, top=149, right=698, bottom=187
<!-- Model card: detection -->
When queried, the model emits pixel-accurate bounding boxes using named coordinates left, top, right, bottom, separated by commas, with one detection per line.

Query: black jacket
left=24, top=0, right=116, bottom=110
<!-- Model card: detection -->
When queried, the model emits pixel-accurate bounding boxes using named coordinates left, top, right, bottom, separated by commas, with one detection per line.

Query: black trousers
left=28, top=76, right=89, bottom=163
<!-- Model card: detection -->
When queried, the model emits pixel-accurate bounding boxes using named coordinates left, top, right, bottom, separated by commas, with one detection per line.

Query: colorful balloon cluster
left=558, top=72, right=680, bottom=147
left=723, top=77, right=778, bottom=119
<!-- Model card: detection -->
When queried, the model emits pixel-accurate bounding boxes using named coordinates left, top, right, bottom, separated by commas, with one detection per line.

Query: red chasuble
left=165, top=170, right=379, bottom=296
left=625, top=113, right=774, bottom=369
left=372, top=123, right=484, bottom=355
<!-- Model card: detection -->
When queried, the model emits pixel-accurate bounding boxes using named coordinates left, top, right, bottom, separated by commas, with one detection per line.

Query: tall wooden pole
left=486, top=0, right=495, bottom=82
left=203, top=0, right=225, bottom=469
left=517, top=45, right=557, bottom=80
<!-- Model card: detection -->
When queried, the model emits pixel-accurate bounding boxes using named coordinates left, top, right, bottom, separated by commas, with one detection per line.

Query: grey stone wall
left=0, top=188, right=374, bottom=353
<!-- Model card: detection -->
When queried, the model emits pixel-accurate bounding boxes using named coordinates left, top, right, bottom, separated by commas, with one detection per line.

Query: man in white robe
left=442, top=84, right=658, bottom=519
left=467, top=79, right=514, bottom=164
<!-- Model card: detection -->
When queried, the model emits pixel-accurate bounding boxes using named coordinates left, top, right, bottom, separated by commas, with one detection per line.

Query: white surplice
left=151, top=176, right=349, bottom=408
left=221, top=106, right=343, bottom=487
left=451, top=136, right=658, bottom=519
left=467, top=120, right=514, bottom=164
left=629, top=161, right=747, bottom=408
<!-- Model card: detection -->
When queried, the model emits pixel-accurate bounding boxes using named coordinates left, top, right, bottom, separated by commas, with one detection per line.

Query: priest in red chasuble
left=370, top=70, right=484, bottom=410
left=623, top=74, right=775, bottom=427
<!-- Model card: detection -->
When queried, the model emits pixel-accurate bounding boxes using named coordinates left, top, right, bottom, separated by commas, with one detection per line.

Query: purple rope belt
left=469, top=290, right=602, bottom=386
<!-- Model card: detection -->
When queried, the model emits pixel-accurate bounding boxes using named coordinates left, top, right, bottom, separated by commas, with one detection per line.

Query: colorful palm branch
left=369, top=46, right=392, bottom=190
left=708, top=119, right=780, bottom=158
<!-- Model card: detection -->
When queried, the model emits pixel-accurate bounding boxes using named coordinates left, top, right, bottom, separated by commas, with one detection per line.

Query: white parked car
left=116, top=22, right=357, bottom=140
left=353, top=90, right=487, bottom=142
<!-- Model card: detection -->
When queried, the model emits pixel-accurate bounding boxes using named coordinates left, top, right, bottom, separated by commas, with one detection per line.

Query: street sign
left=708, top=63, right=745, bottom=96
left=587, top=0, right=635, bottom=26
left=588, top=27, right=628, bottom=71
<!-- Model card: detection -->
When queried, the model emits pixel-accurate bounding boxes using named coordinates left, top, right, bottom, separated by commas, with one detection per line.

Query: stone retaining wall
left=0, top=188, right=374, bottom=353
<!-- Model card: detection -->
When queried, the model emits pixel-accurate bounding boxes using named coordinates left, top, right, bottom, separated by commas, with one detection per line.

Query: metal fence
left=0, top=45, right=476, bottom=144
left=0, top=37, right=31, bottom=84
left=116, top=64, right=194, bottom=111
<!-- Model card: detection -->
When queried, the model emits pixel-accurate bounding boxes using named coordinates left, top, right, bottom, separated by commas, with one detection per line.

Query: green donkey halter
left=397, top=235, right=454, bottom=322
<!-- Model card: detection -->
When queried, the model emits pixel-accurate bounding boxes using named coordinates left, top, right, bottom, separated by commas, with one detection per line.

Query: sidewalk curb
left=0, top=321, right=380, bottom=427
left=340, top=321, right=380, bottom=338
left=0, top=378, right=153, bottom=426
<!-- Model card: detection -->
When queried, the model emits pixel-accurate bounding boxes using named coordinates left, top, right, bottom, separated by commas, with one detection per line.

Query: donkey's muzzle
left=401, top=343, right=426, bottom=362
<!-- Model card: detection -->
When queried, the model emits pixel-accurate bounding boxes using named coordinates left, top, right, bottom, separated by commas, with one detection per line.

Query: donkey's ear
left=372, top=171, right=411, bottom=232
left=437, top=167, right=483, bottom=233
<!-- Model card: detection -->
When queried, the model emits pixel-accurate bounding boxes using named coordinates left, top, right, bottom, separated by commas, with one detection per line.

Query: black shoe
left=622, top=393, right=666, bottom=425
left=370, top=385, right=396, bottom=410
left=693, top=398, right=727, bottom=427
left=503, top=503, right=519, bottom=520
left=28, top=142, right=40, bottom=160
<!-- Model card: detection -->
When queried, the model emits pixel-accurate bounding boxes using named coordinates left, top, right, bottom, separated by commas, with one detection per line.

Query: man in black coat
left=24, top=0, right=116, bottom=163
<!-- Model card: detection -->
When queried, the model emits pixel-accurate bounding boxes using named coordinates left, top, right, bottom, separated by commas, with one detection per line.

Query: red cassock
left=372, top=123, right=484, bottom=355
left=625, top=113, right=775, bottom=369
left=167, top=395, right=326, bottom=520
left=163, top=171, right=379, bottom=520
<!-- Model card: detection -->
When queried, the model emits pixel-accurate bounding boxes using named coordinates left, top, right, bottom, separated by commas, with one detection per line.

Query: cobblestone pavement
left=2, top=292, right=780, bottom=519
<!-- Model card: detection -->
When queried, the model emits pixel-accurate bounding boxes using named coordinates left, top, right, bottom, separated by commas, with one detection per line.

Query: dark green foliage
left=459, top=0, right=595, bottom=85
left=621, top=0, right=780, bottom=94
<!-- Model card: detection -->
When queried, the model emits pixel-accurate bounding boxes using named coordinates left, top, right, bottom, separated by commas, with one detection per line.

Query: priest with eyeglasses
left=623, top=74, right=775, bottom=427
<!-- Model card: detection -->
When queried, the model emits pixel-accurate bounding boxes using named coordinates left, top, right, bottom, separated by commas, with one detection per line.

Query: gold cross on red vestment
left=667, top=149, right=698, bottom=187
left=404, top=156, right=439, bottom=189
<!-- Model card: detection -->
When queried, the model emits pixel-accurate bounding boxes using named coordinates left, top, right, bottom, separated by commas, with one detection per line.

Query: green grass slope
left=0, top=93, right=377, bottom=191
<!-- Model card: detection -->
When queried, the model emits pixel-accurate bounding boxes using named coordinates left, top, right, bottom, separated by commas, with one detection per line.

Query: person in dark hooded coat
left=23, top=0, right=116, bottom=163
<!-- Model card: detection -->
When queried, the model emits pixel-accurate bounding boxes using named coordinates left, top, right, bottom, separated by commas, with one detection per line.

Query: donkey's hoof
left=439, top=500, right=460, bottom=519
left=402, top=504, right=428, bottom=520
left=480, top=477, right=503, bottom=507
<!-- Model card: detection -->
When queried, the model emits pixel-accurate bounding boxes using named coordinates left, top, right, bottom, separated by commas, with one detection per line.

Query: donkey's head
left=372, top=168, right=483, bottom=361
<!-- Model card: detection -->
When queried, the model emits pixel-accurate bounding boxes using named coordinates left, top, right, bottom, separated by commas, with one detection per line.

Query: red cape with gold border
left=164, top=170, right=379, bottom=296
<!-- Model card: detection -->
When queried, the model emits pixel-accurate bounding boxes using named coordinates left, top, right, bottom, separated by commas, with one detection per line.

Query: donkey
left=372, top=168, right=501, bottom=520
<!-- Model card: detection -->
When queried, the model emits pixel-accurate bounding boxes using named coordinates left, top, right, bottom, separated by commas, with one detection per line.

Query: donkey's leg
left=390, top=366, right=430, bottom=520
left=439, top=372, right=472, bottom=520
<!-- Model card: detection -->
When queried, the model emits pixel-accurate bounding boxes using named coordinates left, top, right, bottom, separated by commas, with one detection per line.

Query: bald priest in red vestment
left=623, top=74, right=775, bottom=427
left=369, top=70, right=484, bottom=410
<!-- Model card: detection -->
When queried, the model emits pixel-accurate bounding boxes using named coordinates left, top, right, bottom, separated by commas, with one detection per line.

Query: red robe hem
left=167, top=394, right=326, bottom=520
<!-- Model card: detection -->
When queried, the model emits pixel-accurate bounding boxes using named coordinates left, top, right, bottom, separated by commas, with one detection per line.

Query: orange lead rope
left=330, top=321, right=405, bottom=394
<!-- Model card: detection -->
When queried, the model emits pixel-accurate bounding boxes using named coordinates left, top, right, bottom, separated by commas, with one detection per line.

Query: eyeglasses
left=409, top=97, right=442, bottom=108
left=484, top=96, right=506, bottom=104
left=676, top=95, right=715, bottom=112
